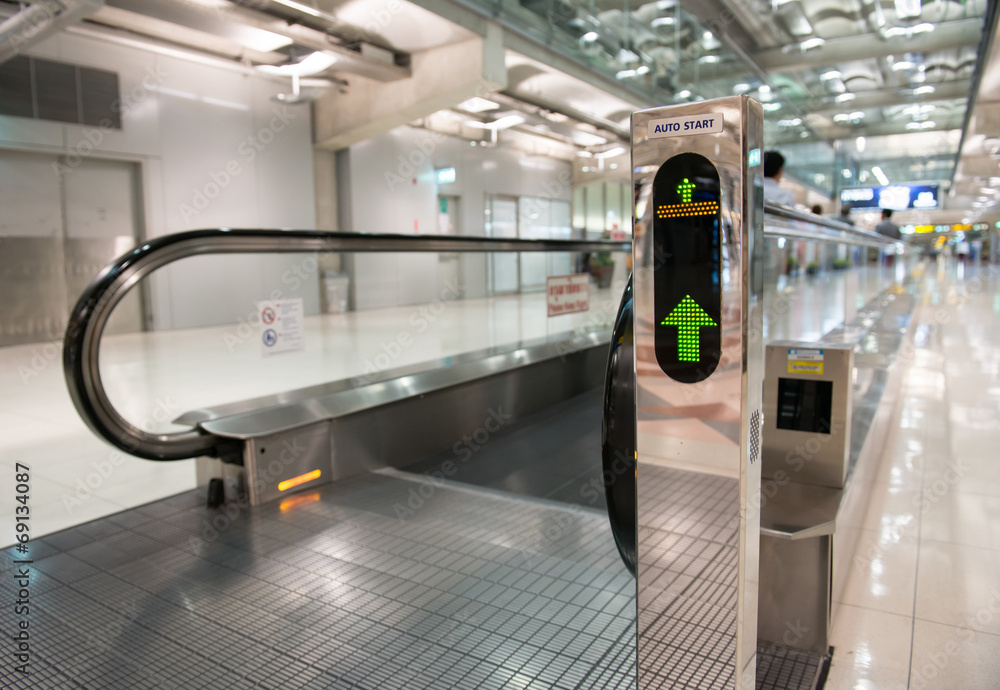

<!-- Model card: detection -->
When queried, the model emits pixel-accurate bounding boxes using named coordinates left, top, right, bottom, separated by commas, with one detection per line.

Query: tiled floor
left=3, top=261, right=994, bottom=688
left=827, top=261, right=1000, bottom=690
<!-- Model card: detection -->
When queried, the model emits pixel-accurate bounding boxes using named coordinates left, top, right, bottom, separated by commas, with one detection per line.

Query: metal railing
left=63, top=211, right=899, bottom=464
left=763, top=202, right=904, bottom=248
left=63, top=229, right=630, bottom=462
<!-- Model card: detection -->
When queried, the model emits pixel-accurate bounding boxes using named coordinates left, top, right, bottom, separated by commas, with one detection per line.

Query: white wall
left=340, top=127, right=573, bottom=309
left=0, top=32, right=318, bottom=330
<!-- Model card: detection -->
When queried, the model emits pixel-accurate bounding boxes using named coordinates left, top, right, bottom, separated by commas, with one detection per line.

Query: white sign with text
left=547, top=274, right=590, bottom=317
left=258, top=298, right=305, bottom=357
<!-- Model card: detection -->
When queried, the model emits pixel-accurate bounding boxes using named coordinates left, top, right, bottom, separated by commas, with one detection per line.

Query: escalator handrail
left=63, top=207, right=904, bottom=464
left=763, top=202, right=906, bottom=247
left=64, top=228, right=631, bottom=462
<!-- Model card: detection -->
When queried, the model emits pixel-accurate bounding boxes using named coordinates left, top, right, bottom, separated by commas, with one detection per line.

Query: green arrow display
left=661, top=295, right=717, bottom=361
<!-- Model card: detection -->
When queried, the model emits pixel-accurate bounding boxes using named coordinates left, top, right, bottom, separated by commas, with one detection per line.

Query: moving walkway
left=15, top=99, right=916, bottom=689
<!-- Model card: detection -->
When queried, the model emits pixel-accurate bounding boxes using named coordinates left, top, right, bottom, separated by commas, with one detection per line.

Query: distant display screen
left=776, top=378, right=833, bottom=434
left=840, top=184, right=939, bottom=210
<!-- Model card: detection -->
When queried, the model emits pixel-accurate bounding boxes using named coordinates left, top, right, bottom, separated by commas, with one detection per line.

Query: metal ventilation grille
left=750, top=409, right=761, bottom=466
left=0, top=56, right=121, bottom=129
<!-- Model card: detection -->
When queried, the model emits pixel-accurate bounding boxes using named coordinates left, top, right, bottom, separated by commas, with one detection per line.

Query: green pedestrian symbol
left=677, top=178, right=696, bottom=204
left=661, top=295, right=716, bottom=362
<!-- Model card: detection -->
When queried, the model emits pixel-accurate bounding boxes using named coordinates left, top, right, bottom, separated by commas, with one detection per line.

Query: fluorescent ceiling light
left=241, top=29, right=293, bottom=52
left=733, top=83, right=750, bottom=92
left=273, top=0, right=321, bottom=17
left=699, top=55, right=720, bottom=64
left=651, top=16, right=676, bottom=27
left=595, top=147, right=626, bottom=158
left=856, top=136, right=866, bottom=152
left=763, top=102, right=782, bottom=111
left=257, top=52, right=337, bottom=76
left=574, top=131, right=608, bottom=146
left=636, top=65, right=650, bottom=75
left=913, top=23, right=935, bottom=33
left=581, top=31, right=599, bottom=41
left=458, top=97, right=500, bottom=113
left=800, top=37, right=825, bottom=50
left=758, top=84, right=771, bottom=94
left=836, top=93, right=856, bottom=103
left=913, top=85, right=936, bottom=95
left=676, top=89, right=692, bottom=98
left=616, top=69, right=637, bottom=79
left=778, top=117, right=802, bottom=126
left=576, top=151, right=593, bottom=157
left=891, top=60, right=915, bottom=71
left=821, top=70, right=842, bottom=81
left=872, top=166, right=890, bottom=185
left=473, top=115, right=525, bottom=130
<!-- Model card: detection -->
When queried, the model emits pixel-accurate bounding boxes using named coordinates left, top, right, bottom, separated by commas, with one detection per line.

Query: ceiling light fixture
left=272, top=0, right=321, bottom=17
left=820, top=70, right=842, bottom=81
left=458, top=97, right=500, bottom=113
left=651, top=16, right=676, bottom=28
left=699, top=55, right=720, bottom=64
left=800, top=37, right=825, bottom=50
left=733, top=83, right=750, bottom=92
left=676, top=90, right=692, bottom=99
left=836, top=93, right=856, bottom=103
left=856, top=136, right=866, bottom=152
left=913, top=85, right=936, bottom=95
left=872, top=166, right=890, bottom=185
left=581, top=31, right=599, bottom=41
left=891, top=60, right=915, bottom=71
left=616, top=69, right=637, bottom=79
left=763, top=103, right=782, bottom=111
left=257, top=52, right=337, bottom=77
left=595, top=147, right=626, bottom=158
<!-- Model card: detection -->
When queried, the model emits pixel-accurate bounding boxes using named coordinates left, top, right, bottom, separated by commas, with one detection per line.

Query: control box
left=761, top=341, right=854, bottom=488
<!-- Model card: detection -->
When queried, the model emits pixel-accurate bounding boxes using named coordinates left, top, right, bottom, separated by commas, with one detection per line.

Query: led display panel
left=652, top=152, right=722, bottom=383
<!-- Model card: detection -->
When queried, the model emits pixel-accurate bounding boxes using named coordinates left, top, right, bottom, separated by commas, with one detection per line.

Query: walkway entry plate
left=632, top=95, right=764, bottom=689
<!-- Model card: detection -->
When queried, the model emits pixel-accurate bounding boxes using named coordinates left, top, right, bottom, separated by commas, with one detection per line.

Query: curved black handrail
left=602, top=274, right=636, bottom=576
left=63, top=229, right=631, bottom=462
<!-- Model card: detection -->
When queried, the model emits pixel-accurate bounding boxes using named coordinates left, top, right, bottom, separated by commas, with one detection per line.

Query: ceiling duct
left=775, top=1, right=814, bottom=38
left=0, top=0, right=102, bottom=64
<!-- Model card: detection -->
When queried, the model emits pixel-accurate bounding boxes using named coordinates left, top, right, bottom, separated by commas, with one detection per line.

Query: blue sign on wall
left=840, top=184, right=939, bottom=210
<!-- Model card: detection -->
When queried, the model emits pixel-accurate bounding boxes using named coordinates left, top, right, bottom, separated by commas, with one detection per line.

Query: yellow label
left=788, top=361, right=824, bottom=375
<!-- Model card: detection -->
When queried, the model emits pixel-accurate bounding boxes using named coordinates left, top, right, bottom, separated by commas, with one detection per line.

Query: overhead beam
left=313, top=27, right=506, bottom=150
left=408, top=0, right=656, bottom=109
left=754, top=18, right=984, bottom=72
left=786, top=80, right=972, bottom=116
left=771, top=117, right=965, bottom=145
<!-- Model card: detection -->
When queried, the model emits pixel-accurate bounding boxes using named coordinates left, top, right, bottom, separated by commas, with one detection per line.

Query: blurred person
left=956, top=238, right=971, bottom=264
left=763, top=151, right=795, bottom=206
left=875, top=209, right=900, bottom=240
left=810, top=204, right=823, bottom=215
left=837, top=202, right=855, bottom=227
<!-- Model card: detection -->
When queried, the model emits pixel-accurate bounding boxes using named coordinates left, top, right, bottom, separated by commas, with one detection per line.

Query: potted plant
left=590, top=252, right=615, bottom=288
left=832, top=258, right=850, bottom=270
left=786, top=256, right=799, bottom=276
left=806, top=260, right=820, bottom=276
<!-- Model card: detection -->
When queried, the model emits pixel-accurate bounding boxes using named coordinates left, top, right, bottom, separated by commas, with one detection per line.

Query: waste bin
left=322, top=271, right=349, bottom=313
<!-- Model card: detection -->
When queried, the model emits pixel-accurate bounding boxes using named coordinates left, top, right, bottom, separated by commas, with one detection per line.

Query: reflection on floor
left=0, top=471, right=635, bottom=689
left=825, top=262, right=1000, bottom=689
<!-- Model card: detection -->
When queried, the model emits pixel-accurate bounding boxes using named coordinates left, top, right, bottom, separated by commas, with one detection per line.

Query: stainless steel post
left=632, top=95, right=764, bottom=689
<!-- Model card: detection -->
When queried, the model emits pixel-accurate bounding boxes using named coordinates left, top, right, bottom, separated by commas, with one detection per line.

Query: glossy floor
left=826, top=261, right=1000, bottom=689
